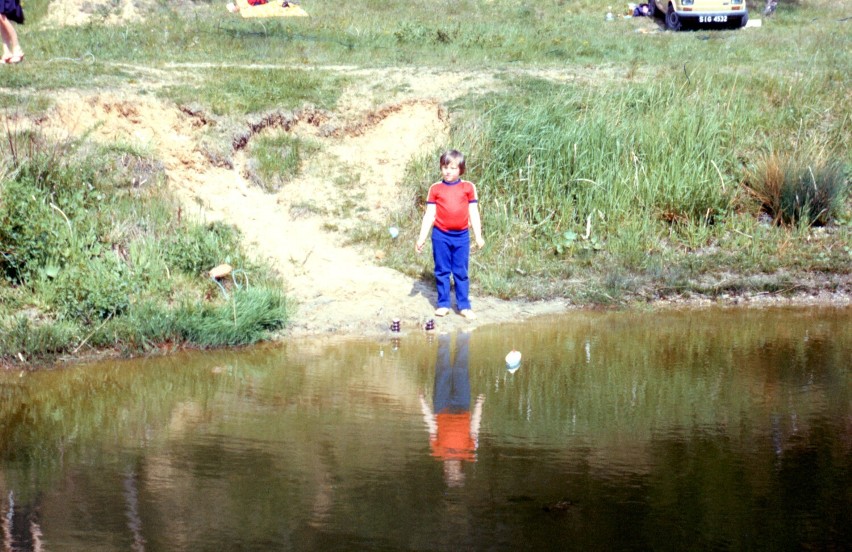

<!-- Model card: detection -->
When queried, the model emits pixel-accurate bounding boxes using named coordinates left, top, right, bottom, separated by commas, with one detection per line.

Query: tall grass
left=96, top=287, right=291, bottom=350
left=468, top=77, right=736, bottom=229
left=389, top=59, right=849, bottom=300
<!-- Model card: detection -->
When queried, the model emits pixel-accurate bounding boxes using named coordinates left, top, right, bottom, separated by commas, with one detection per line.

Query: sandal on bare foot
left=6, top=53, right=23, bottom=64
left=435, top=307, right=450, bottom=317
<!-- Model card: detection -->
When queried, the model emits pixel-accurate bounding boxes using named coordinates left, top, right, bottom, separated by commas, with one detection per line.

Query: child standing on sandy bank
left=416, top=150, right=485, bottom=319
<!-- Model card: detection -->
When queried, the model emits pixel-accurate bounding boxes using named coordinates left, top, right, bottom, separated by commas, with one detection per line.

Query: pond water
left=1, top=307, right=850, bottom=551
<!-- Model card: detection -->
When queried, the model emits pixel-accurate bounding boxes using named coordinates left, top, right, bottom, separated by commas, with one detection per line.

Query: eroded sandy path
left=188, top=97, right=458, bottom=335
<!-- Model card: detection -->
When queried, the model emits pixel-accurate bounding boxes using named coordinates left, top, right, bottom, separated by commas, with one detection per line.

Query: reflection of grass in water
left=0, top=334, right=413, bottom=468
left=2, top=310, right=845, bottom=470
left=1, top=310, right=848, bottom=536
left=475, top=309, right=851, bottom=448
left=0, top=356, right=228, bottom=469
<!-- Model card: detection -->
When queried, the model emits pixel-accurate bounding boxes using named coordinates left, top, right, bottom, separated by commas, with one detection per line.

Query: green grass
left=158, top=68, right=348, bottom=115
left=0, top=132, right=290, bottom=363
left=379, top=52, right=849, bottom=301
left=247, top=133, right=318, bottom=191
left=9, top=0, right=841, bottom=69
left=1, top=0, right=850, bottom=362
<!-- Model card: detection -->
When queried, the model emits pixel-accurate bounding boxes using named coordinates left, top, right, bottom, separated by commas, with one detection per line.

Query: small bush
left=0, top=179, right=59, bottom=283
left=46, top=254, right=133, bottom=322
left=0, top=133, right=114, bottom=284
left=744, top=152, right=848, bottom=226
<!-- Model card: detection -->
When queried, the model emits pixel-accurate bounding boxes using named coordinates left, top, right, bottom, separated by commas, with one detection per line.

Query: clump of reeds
left=743, top=151, right=848, bottom=227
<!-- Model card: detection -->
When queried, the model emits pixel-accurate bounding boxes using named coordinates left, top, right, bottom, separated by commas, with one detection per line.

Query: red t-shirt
left=427, top=180, right=478, bottom=232
left=430, top=412, right=476, bottom=461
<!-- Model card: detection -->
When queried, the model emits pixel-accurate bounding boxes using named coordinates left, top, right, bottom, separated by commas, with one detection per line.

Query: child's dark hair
left=440, top=150, right=466, bottom=176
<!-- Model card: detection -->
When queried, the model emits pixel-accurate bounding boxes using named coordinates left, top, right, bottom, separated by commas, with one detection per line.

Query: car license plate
left=699, top=15, right=728, bottom=22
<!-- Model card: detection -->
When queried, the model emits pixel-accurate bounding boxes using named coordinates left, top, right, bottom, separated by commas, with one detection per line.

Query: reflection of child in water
left=419, top=332, right=485, bottom=487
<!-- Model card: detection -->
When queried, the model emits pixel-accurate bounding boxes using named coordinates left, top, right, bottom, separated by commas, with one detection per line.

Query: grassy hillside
left=1, top=0, right=849, bottom=363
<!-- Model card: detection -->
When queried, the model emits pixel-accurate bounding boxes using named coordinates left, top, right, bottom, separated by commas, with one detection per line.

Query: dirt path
left=187, top=67, right=574, bottom=337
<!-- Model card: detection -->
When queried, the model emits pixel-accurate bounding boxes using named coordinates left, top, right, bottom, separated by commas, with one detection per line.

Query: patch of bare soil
left=42, top=0, right=157, bottom=27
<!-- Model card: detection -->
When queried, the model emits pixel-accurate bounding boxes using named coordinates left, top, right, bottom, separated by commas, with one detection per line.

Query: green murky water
left=1, top=307, right=850, bottom=551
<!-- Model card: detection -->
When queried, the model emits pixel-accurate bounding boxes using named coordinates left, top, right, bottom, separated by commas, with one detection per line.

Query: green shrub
left=0, top=134, right=113, bottom=284
left=0, top=179, right=60, bottom=283
left=46, top=254, right=133, bottom=322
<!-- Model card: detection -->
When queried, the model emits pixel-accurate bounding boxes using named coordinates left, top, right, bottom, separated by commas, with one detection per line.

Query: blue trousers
left=431, top=227, right=471, bottom=311
left=433, top=333, right=471, bottom=413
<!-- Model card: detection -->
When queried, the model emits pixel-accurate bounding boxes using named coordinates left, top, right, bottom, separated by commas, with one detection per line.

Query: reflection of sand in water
left=443, top=459, right=466, bottom=488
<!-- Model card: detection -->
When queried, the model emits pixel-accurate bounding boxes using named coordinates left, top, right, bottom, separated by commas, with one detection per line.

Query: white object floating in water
left=505, top=349, right=522, bottom=372
left=388, top=226, right=399, bottom=239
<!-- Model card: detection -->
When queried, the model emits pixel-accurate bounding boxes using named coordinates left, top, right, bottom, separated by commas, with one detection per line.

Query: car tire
left=666, top=3, right=682, bottom=31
